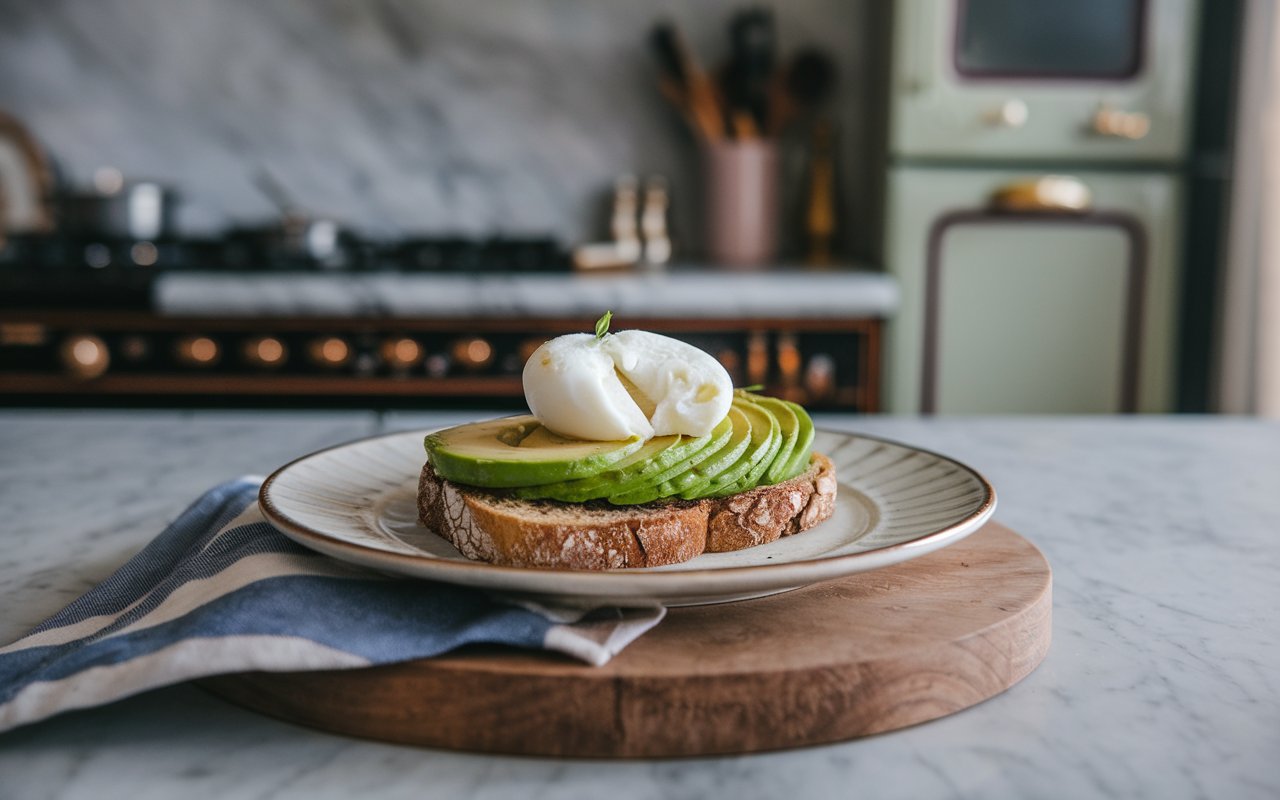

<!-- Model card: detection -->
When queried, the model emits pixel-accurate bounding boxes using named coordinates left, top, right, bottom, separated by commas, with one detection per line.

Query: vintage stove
left=0, top=231, right=885, bottom=412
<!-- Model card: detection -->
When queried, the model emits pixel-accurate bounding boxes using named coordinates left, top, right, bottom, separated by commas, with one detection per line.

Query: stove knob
left=451, top=337, right=494, bottom=372
left=517, top=337, right=546, bottom=365
left=84, top=244, right=112, bottom=269
left=776, top=332, right=807, bottom=404
left=353, top=352, right=379, bottom=377
left=118, top=335, right=151, bottom=362
left=130, top=241, right=159, bottom=267
left=425, top=353, right=451, bottom=378
left=776, top=332, right=802, bottom=384
left=174, top=335, right=220, bottom=367
left=308, top=336, right=352, bottom=369
left=499, top=353, right=524, bottom=374
left=380, top=337, right=423, bottom=371
left=507, top=338, right=548, bottom=374
left=243, top=336, right=288, bottom=369
left=59, top=334, right=110, bottom=379
left=804, top=353, right=837, bottom=403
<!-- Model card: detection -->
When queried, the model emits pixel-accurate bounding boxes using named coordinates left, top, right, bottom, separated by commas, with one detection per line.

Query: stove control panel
left=0, top=313, right=880, bottom=411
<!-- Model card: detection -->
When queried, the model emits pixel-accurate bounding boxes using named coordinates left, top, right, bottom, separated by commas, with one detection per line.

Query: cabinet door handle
left=990, top=176, right=1093, bottom=213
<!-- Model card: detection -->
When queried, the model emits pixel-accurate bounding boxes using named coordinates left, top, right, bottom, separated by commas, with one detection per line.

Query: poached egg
left=523, top=329, right=733, bottom=442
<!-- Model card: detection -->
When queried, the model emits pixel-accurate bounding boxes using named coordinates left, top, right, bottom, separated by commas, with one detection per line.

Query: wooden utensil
left=650, top=23, right=724, bottom=143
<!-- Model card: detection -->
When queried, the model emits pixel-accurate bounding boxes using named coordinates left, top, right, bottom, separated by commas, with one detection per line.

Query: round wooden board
left=202, top=522, right=1051, bottom=757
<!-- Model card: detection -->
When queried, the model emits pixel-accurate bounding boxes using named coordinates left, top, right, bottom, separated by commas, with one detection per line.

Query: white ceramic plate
left=259, top=428, right=996, bottom=607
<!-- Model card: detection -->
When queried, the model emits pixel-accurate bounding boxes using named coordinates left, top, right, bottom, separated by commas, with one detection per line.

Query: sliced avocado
left=713, top=396, right=783, bottom=496
left=513, top=427, right=709, bottom=503
left=424, top=415, right=643, bottom=488
left=627, top=463, right=714, bottom=505
left=683, top=398, right=777, bottom=499
left=604, top=414, right=734, bottom=505
left=778, top=399, right=815, bottom=479
left=683, top=405, right=753, bottom=481
left=753, top=395, right=800, bottom=485
left=618, top=408, right=752, bottom=504
left=625, top=414, right=733, bottom=488
left=673, top=404, right=753, bottom=499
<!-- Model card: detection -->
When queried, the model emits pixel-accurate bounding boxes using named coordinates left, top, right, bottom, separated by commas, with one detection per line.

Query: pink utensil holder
left=703, top=141, right=779, bottom=268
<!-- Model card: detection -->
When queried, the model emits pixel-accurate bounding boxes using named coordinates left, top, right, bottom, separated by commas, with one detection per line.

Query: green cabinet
left=885, top=167, right=1181, bottom=413
left=889, top=0, right=1198, bottom=162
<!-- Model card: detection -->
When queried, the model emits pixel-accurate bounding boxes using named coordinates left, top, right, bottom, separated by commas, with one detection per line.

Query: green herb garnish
left=594, top=310, right=613, bottom=340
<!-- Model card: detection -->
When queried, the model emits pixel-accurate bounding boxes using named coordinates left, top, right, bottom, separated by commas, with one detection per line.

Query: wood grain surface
left=201, top=521, right=1051, bottom=757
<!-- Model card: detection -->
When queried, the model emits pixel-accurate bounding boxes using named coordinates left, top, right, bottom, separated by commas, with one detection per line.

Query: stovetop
left=0, top=232, right=568, bottom=307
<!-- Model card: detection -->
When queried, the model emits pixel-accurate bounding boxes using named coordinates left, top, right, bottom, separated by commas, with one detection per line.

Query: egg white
left=522, top=330, right=733, bottom=442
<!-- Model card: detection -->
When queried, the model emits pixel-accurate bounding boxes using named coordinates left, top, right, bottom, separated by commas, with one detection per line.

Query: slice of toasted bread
left=417, top=453, right=836, bottom=570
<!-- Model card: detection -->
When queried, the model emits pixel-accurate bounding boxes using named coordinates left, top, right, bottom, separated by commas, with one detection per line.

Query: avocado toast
left=417, top=391, right=837, bottom=570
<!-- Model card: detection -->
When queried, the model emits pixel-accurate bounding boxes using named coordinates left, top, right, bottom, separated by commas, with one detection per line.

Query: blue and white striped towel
left=0, top=478, right=665, bottom=734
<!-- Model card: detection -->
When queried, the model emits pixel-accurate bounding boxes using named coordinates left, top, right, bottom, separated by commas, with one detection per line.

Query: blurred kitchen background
left=1, top=0, right=1275, bottom=415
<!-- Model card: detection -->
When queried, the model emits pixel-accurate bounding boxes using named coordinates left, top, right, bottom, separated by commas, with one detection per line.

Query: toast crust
left=417, top=453, right=836, bottom=570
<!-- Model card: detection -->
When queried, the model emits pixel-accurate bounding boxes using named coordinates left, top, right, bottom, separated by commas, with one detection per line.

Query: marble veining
left=0, top=0, right=877, bottom=256
left=2, top=412, right=1278, bottom=799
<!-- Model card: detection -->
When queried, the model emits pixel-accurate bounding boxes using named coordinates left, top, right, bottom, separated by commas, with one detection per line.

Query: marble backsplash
left=0, top=0, right=877, bottom=256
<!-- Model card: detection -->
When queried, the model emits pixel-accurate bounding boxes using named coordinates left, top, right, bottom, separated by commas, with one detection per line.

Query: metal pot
left=273, top=214, right=346, bottom=265
left=0, top=110, right=55, bottom=239
left=224, top=215, right=360, bottom=270
left=55, top=171, right=177, bottom=240
left=229, top=170, right=357, bottom=269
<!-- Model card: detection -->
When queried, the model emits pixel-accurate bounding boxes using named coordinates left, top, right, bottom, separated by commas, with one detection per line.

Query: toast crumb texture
left=417, top=453, right=836, bottom=570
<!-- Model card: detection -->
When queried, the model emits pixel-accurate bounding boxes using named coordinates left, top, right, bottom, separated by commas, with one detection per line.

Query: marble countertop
left=1, top=411, right=1276, bottom=799
left=153, top=268, right=899, bottom=318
